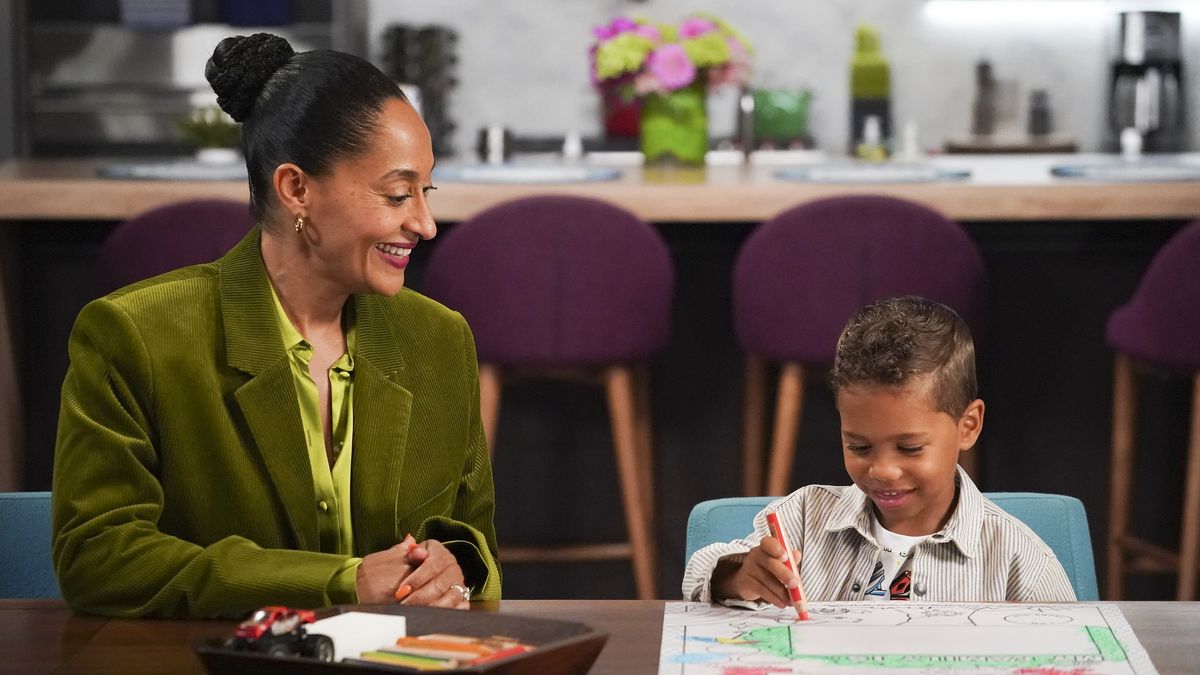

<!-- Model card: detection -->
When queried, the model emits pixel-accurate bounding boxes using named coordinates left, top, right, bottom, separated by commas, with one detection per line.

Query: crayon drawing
left=659, top=602, right=1158, bottom=674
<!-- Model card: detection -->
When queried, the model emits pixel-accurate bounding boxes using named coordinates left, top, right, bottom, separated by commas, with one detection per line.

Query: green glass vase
left=640, top=84, right=707, bottom=166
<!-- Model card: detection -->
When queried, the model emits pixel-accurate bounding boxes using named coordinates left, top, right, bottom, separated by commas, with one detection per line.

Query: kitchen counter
left=2, top=154, right=1199, bottom=222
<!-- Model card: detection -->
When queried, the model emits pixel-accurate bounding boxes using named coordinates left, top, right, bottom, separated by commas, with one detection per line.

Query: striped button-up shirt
left=683, top=466, right=1076, bottom=604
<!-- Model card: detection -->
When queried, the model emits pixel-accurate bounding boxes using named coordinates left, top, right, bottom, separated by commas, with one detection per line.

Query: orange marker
left=765, top=511, right=809, bottom=621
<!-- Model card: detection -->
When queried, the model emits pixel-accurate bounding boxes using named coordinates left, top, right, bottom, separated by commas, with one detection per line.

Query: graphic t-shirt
left=864, top=520, right=928, bottom=601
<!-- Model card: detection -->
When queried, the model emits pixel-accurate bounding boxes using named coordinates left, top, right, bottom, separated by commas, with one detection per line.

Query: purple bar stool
left=1106, top=218, right=1200, bottom=601
left=734, top=195, right=986, bottom=496
left=94, top=199, right=255, bottom=295
left=423, top=195, right=674, bottom=599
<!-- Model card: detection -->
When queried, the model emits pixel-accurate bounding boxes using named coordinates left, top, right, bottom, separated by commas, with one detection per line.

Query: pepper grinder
left=971, top=59, right=997, bottom=136
left=1028, top=89, right=1052, bottom=136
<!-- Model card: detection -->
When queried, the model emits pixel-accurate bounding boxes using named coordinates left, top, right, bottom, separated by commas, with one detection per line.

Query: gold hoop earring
left=294, top=216, right=305, bottom=233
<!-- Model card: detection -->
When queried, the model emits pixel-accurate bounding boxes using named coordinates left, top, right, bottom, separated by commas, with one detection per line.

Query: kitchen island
left=2, top=154, right=1200, bottom=222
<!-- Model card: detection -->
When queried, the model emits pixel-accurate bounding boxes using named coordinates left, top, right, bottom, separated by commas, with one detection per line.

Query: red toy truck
left=226, top=606, right=335, bottom=661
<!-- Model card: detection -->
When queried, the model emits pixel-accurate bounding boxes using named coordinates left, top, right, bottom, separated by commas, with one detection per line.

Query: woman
left=51, top=33, right=500, bottom=618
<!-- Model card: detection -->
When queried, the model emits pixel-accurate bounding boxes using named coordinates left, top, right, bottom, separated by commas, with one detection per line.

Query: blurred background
left=3, top=0, right=1197, bottom=160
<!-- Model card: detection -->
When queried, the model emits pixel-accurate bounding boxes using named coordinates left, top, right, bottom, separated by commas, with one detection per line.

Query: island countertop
left=2, top=154, right=1199, bottom=222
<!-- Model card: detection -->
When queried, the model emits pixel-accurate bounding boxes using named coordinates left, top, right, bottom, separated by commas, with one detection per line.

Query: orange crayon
left=765, top=511, right=809, bottom=621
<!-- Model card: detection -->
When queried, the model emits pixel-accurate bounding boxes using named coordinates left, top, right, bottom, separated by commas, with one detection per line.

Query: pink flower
left=726, top=36, right=748, bottom=62
left=679, top=17, right=717, bottom=38
left=633, top=72, right=663, bottom=96
left=634, top=24, right=662, bottom=42
left=593, top=17, right=638, bottom=41
left=610, top=16, right=637, bottom=34
left=587, top=45, right=599, bottom=86
left=646, top=43, right=696, bottom=90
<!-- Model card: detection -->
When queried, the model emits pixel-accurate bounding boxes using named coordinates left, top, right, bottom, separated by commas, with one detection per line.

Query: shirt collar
left=825, top=464, right=983, bottom=559
left=267, top=280, right=357, bottom=370
left=268, top=281, right=308, bottom=353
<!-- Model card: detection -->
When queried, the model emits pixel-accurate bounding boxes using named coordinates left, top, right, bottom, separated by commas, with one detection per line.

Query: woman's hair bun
left=205, top=33, right=295, bottom=122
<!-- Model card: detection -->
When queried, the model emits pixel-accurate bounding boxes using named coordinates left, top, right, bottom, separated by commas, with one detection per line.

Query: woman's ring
left=450, top=584, right=471, bottom=602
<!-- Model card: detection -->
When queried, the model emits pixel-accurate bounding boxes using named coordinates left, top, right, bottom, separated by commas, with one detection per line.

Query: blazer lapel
left=349, top=294, right=412, bottom=554
left=220, top=230, right=317, bottom=551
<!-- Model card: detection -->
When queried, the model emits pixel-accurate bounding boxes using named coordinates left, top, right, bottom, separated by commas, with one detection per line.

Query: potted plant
left=177, top=106, right=240, bottom=164
left=590, top=14, right=752, bottom=166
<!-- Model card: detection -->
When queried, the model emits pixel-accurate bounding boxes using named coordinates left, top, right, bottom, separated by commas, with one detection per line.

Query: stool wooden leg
left=479, top=364, right=502, bottom=455
left=1107, top=353, right=1137, bottom=600
left=766, top=363, right=806, bottom=497
left=633, top=363, right=655, bottom=538
left=742, top=355, right=767, bottom=496
left=1177, top=373, right=1200, bottom=600
left=606, top=366, right=657, bottom=599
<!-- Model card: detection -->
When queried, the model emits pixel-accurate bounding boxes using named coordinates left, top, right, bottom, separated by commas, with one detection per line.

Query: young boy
left=683, top=296, right=1075, bottom=605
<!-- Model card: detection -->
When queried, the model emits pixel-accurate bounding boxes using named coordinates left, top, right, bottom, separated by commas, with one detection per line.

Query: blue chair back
left=685, top=492, right=1098, bottom=601
left=0, top=492, right=59, bottom=598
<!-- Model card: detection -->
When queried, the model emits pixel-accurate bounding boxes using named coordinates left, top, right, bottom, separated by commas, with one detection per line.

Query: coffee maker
left=1109, top=11, right=1185, bottom=153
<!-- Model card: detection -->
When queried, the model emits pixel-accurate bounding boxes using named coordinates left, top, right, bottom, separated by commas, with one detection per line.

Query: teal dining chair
left=684, top=492, right=1098, bottom=601
left=0, top=491, right=59, bottom=598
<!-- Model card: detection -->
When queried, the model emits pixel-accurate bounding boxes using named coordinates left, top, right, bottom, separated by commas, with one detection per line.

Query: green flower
left=682, top=32, right=730, bottom=69
left=594, top=33, right=655, bottom=80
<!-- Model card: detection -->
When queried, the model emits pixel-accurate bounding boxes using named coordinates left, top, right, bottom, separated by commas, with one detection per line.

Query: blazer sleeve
left=418, top=316, right=501, bottom=600
left=52, top=298, right=356, bottom=618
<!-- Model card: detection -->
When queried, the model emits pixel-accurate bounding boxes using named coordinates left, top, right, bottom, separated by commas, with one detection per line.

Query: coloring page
left=659, top=602, right=1157, bottom=674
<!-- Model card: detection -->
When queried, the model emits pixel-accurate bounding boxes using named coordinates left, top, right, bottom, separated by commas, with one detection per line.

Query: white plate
left=98, top=161, right=247, bottom=181
left=433, top=165, right=620, bottom=184
left=1051, top=160, right=1200, bottom=182
left=775, top=164, right=971, bottom=183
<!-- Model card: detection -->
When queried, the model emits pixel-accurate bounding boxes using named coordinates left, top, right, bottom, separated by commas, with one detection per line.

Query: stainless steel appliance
left=1109, top=11, right=1185, bottom=153
left=17, top=0, right=367, bottom=157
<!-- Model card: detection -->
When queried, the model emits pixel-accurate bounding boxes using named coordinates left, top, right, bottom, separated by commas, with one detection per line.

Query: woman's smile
left=375, top=242, right=413, bottom=269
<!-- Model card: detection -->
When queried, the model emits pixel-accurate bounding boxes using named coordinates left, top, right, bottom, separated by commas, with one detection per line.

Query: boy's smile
left=837, top=375, right=984, bottom=536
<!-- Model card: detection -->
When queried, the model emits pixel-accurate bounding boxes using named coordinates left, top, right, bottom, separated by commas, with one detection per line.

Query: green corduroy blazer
left=51, top=228, right=500, bottom=618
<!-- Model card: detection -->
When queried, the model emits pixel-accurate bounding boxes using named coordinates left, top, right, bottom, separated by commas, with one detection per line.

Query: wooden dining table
left=2, top=599, right=1197, bottom=674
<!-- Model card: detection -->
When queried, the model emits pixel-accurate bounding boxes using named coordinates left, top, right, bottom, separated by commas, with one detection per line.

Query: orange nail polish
left=394, top=584, right=412, bottom=601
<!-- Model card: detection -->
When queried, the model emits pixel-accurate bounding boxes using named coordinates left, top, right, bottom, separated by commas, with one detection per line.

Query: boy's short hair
left=829, top=295, right=977, bottom=417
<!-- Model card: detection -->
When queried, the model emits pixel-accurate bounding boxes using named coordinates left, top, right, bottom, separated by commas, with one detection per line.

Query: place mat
left=98, top=161, right=248, bottom=181
left=1050, top=160, right=1200, bottom=183
left=775, top=164, right=971, bottom=184
left=433, top=165, right=620, bottom=184
left=195, top=604, right=608, bottom=674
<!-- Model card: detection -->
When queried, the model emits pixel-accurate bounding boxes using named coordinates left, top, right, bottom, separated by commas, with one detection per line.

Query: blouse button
left=914, top=581, right=927, bottom=596
left=318, top=500, right=329, bottom=513
left=851, top=582, right=862, bottom=592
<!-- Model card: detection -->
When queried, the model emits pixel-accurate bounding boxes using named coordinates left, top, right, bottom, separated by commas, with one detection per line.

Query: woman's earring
left=294, top=215, right=305, bottom=233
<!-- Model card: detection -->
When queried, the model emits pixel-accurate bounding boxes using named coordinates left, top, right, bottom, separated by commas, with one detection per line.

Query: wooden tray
left=194, top=604, right=608, bottom=674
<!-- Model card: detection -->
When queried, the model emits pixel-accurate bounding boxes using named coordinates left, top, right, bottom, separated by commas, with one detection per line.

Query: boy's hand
left=711, top=535, right=802, bottom=608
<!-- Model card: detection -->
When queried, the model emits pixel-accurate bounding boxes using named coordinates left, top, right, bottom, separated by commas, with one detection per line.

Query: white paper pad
left=308, top=611, right=408, bottom=662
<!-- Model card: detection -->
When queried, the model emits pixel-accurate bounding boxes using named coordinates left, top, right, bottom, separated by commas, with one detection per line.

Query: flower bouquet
left=590, top=14, right=752, bottom=165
